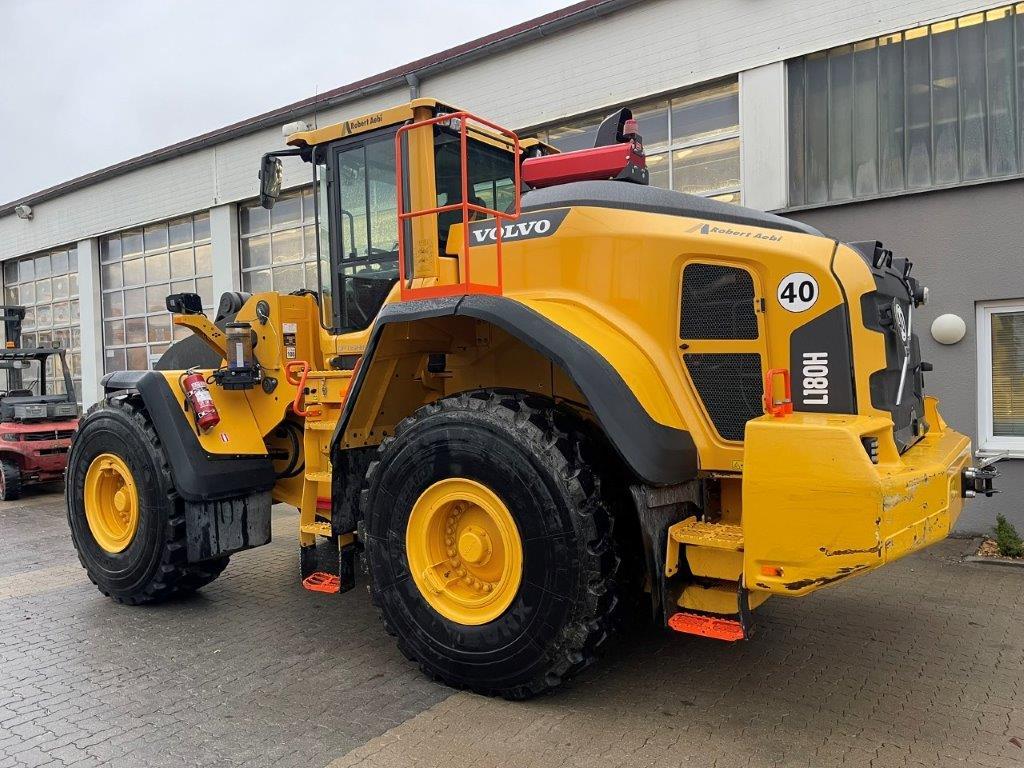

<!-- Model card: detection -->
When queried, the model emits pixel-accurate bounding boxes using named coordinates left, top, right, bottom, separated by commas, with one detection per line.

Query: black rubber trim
left=101, top=371, right=275, bottom=502
left=520, top=180, right=825, bottom=237
left=333, top=296, right=698, bottom=486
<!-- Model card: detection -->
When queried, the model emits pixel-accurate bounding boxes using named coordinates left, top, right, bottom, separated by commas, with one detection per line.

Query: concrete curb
left=963, top=555, right=1024, bottom=569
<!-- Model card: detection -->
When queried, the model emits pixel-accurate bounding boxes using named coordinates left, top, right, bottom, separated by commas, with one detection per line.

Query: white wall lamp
left=931, top=313, right=967, bottom=345
left=14, top=204, right=32, bottom=220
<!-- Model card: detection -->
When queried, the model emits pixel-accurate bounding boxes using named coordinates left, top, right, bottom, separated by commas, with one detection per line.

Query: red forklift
left=0, top=306, right=79, bottom=500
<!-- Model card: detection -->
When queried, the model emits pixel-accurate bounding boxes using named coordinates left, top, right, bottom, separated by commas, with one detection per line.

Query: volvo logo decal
left=468, top=209, right=569, bottom=245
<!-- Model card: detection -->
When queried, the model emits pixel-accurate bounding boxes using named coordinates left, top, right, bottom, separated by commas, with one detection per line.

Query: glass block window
left=100, top=212, right=212, bottom=373
left=1, top=247, right=81, bottom=399
left=239, top=187, right=319, bottom=293
left=534, top=79, right=741, bottom=203
left=788, top=6, right=1024, bottom=207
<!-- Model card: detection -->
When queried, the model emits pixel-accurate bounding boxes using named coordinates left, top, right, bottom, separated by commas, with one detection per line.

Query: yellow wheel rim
left=406, top=478, right=523, bottom=625
left=83, top=453, right=139, bottom=554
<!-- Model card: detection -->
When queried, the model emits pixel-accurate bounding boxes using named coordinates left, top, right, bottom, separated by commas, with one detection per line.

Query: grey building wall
left=790, top=178, right=1024, bottom=534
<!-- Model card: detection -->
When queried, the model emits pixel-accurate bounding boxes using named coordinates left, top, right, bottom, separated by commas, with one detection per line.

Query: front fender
left=101, top=371, right=274, bottom=502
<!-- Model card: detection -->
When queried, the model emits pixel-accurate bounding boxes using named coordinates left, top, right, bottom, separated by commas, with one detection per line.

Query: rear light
left=760, top=565, right=783, bottom=577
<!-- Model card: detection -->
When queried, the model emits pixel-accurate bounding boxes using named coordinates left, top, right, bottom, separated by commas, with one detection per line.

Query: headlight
left=2, top=434, right=19, bottom=442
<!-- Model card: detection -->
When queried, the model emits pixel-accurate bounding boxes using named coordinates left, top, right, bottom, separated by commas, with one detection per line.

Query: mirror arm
left=259, top=148, right=306, bottom=209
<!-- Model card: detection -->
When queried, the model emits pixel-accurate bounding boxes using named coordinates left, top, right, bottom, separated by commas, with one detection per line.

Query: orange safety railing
left=394, top=111, right=521, bottom=301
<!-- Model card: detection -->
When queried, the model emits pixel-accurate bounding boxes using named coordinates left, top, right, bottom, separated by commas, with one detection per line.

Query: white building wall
left=739, top=63, right=788, bottom=212
left=0, top=0, right=998, bottom=261
left=421, top=0, right=994, bottom=129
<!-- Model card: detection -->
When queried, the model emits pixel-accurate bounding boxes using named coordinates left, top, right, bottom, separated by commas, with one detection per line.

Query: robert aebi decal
left=687, top=222, right=782, bottom=242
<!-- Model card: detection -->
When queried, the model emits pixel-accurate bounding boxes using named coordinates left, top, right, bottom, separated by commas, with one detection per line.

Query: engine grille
left=23, top=430, right=75, bottom=442
left=679, top=263, right=758, bottom=340
left=684, top=353, right=764, bottom=441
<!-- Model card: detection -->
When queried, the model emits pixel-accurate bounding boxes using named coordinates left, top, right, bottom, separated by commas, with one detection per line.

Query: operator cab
left=261, top=100, right=539, bottom=335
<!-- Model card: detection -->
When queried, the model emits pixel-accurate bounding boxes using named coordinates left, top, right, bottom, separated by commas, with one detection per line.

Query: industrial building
left=1, top=0, right=1020, bottom=530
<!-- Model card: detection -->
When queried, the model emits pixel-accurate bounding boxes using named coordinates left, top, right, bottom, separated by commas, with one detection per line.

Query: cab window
left=331, top=135, right=400, bottom=332
left=434, top=131, right=517, bottom=250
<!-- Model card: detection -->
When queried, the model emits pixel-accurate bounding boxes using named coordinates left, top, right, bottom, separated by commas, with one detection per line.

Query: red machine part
left=182, top=372, right=219, bottom=431
left=522, top=138, right=647, bottom=189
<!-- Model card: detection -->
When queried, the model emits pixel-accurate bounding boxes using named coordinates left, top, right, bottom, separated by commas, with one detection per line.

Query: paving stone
left=2, top=491, right=1023, bottom=767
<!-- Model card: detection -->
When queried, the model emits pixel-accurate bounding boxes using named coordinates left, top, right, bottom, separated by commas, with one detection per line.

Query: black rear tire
left=361, top=391, right=621, bottom=699
left=66, top=397, right=228, bottom=604
left=0, top=459, right=22, bottom=501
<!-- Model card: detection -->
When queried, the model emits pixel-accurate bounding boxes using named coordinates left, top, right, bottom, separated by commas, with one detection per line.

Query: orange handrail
left=763, top=368, right=793, bottom=417
left=394, top=111, right=521, bottom=301
left=284, top=360, right=311, bottom=417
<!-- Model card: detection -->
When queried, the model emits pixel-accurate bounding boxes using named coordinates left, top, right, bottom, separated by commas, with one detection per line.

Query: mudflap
left=184, top=489, right=272, bottom=563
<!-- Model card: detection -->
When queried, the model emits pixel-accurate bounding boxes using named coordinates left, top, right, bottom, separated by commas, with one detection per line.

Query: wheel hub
left=406, top=478, right=523, bottom=625
left=83, top=453, right=139, bottom=554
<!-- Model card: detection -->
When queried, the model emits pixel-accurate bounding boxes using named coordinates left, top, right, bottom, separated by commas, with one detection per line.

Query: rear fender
left=333, top=295, right=698, bottom=486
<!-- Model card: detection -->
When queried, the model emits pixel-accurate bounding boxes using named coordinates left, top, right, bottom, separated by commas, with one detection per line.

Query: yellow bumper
left=742, top=397, right=971, bottom=597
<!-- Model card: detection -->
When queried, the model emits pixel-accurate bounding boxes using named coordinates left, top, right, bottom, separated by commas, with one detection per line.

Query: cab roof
left=285, top=97, right=554, bottom=154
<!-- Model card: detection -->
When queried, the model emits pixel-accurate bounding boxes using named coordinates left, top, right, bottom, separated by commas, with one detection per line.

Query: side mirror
left=165, top=292, right=205, bottom=316
left=259, top=154, right=283, bottom=210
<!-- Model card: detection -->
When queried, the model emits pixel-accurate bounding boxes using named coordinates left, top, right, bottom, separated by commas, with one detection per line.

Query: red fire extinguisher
left=181, top=371, right=220, bottom=431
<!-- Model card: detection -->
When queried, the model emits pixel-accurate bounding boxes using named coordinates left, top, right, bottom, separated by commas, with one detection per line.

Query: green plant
left=994, top=514, right=1024, bottom=558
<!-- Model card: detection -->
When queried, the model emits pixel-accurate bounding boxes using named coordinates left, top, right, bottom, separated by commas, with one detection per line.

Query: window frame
left=100, top=212, right=212, bottom=373
left=976, top=298, right=1024, bottom=457
left=784, top=5, right=1024, bottom=213
left=238, top=187, right=318, bottom=295
left=326, top=127, right=402, bottom=334
left=528, top=77, right=741, bottom=201
left=2, top=246, right=82, bottom=400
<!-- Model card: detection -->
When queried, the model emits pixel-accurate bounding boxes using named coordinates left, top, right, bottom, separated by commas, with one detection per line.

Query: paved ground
left=1, top=489, right=1022, bottom=768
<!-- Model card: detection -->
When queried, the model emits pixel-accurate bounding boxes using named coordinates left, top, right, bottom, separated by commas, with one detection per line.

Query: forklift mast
left=0, top=306, right=25, bottom=348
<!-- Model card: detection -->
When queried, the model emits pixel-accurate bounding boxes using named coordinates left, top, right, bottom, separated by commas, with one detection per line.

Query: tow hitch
left=962, top=460, right=1000, bottom=498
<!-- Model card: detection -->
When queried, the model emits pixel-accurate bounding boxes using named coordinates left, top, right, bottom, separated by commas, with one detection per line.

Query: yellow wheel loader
left=66, top=99, right=997, bottom=698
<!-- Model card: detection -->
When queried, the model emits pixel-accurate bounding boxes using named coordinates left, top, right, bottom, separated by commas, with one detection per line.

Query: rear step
left=302, top=572, right=341, bottom=593
left=668, top=611, right=746, bottom=641
left=300, top=537, right=357, bottom=595
left=669, top=517, right=744, bottom=550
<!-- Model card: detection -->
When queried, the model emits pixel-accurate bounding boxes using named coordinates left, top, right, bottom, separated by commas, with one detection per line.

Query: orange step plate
left=668, top=611, right=745, bottom=641
left=302, top=572, right=340, bottom=593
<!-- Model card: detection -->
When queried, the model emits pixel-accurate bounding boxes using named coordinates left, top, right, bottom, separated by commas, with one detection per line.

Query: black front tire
left=0, top=459, right=22, bottom=501
left=66, top=397, right=228, bottom=604
left=361, top=391, right=621, bottom=699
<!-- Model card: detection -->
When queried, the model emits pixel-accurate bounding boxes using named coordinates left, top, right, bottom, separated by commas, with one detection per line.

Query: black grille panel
left=680, top=263, right=758, bottom=340
left=684, top=353, right=764, bottom=441
left=23, top=430, right=74, bottom=442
